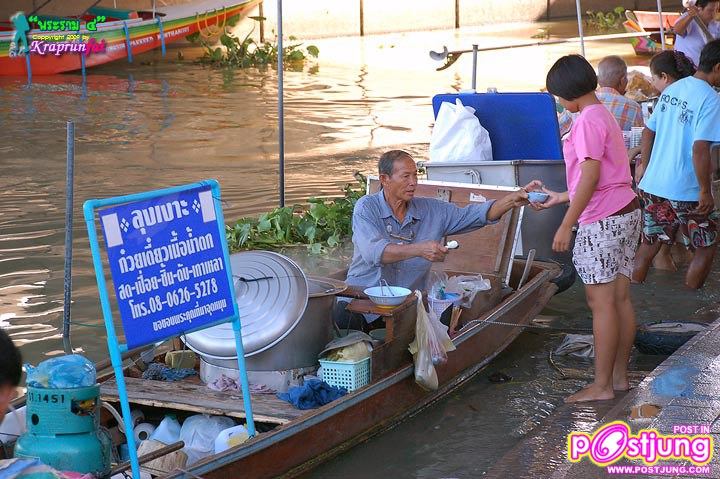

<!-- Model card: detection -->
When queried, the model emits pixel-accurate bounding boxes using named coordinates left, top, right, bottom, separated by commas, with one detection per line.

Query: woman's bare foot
left=613, top=381, right=630, bottom=391
left=565, top=384, right=615, bottom=403
left=613, top=373, right=630, bottom=391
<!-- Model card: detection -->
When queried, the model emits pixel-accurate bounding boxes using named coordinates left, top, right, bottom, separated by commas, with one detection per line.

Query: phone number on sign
left=128, top=279, right=219, bottom=319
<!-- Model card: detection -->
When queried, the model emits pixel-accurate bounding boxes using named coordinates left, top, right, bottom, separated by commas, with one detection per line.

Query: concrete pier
left=487, top=316, right=720, bottom=479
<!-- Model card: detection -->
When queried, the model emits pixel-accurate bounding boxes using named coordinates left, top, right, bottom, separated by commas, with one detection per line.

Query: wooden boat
left=0, top=0, right=260, bottom=76
left=3, top=180, right=561, bottom=478
left=623, top=9, right=681, bottom=55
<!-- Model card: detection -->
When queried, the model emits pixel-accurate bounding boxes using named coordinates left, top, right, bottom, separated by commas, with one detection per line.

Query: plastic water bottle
left=149, top=415, right=181, bottom=445
left=214, top=425, right=249, bottom=454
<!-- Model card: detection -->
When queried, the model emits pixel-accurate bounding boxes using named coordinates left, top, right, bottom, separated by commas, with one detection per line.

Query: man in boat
left=0, top=328, right=21, bottom=422
left=337, top=150, right=535, bottom=329
left=558, top=56, right=644, bottom=137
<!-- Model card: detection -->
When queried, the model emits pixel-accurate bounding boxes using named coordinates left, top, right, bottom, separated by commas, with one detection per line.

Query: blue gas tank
left=14, top=384, right=112, bottom=476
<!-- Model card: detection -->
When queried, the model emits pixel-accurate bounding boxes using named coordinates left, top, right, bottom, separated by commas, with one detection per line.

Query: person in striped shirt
left=558, top=56, right=645, bottom=136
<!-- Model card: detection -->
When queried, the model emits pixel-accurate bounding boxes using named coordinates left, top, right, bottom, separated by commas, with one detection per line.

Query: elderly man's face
left=381, top=156, right=418, bottom=202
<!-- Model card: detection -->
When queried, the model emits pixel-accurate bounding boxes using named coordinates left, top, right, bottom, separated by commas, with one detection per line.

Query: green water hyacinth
left=226, top=173, right=366, bottom=254
left=193, top=17, right=319, bottom=69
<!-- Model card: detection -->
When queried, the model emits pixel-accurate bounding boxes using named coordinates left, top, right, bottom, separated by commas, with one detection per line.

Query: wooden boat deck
left=100, top=377, right=305, bottom=425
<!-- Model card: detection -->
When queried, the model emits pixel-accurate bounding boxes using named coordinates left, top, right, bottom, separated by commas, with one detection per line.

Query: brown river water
left=1, top=20, right=718, bottom=477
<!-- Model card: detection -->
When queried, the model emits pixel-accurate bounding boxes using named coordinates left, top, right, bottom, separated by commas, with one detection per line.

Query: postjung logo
left=568, top=421, right=713, bottom=467
left=8, top=11, right=107, bottom=57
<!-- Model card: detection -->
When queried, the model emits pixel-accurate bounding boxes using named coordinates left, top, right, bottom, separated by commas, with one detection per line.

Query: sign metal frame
left=83, top=179, right=255, bottom=479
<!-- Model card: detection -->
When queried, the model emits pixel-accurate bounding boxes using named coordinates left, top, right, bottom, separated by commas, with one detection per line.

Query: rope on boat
left=195, top=6, right=227, bottom=39
left=156, top=16, right=166, bottom=57
left=122, top=21, right=133, bottom=63
left=463, top=318, right=593, bottom=334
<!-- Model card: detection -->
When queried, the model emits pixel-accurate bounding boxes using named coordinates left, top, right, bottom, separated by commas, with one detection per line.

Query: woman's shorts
left=638, top=190, right=719, bottom=249
left=573, top=210, right=641, bottom=285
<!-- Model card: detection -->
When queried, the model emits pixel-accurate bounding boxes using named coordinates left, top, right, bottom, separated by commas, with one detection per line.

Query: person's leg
left=633, top=191, right=677, bottom=283
left=686, top=245, right=717, bottom=289
left=632, top=241, right=662, bottom=282
left=612, top=275, right=636, bottom=391
left=677, top=208, right=719, bottom=290
left=566, top=281, right=618, bottom=403
left=652, top=244, right=677, bottom=271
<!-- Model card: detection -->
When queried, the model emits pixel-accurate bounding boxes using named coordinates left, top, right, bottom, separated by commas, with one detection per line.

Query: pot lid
left=183, top=251, right=309, bottom=358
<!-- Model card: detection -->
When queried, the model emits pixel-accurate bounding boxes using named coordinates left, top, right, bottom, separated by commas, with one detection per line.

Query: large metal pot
left=239, top=275, right=345, bottom=371
left=183, top=251, right=346, bottom=372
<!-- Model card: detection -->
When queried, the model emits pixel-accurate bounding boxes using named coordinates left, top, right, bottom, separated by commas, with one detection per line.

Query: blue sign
left=98, top=185, right=234, bottom=348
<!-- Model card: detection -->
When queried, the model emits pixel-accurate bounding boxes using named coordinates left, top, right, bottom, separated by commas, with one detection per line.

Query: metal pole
left=455, top=0, right=459, bottom=29
left=277, top=0, right=285, bottom=208
left=259, top=1, right=265, bottom=43
left=359, top=0, right=364, bottom=36
left=471, top=44, right=478, bottom=91
left=62, top=120, right=75, bottom=354
left=657, top=0, right=666, bottom=50
left=575, top=0, right=585, bottom=56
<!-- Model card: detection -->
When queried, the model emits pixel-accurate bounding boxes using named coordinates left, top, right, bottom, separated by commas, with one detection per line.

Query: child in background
left=0, top=328, right=21, bottom=422
left=538, top=55, right=641, bottom=403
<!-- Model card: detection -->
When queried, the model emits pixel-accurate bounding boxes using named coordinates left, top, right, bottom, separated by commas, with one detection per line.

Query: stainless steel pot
left=190, top=275, right=346, bottom=371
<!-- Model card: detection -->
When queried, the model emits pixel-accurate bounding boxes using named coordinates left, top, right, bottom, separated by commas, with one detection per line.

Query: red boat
left=0, top=0, right=260, bottom=76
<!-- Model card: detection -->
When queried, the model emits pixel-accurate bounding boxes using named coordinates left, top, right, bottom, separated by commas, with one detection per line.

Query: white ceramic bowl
left=363, top=286, right=412, bottom=307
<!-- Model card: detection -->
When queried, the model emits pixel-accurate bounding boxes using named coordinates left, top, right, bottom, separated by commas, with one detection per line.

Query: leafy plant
left=226, top=173, right=366, bottom=254
left=196, top=18, right=319, bottom=69
left=585, top=6, right=626, bottom=32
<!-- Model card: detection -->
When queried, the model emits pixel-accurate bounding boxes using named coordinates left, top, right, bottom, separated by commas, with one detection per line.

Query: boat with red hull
left=0, top=0, right=260, bottom=76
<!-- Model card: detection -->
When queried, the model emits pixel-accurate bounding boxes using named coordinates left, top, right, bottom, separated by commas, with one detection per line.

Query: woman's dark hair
left=650, top=50, right=696, bottom=80
left=698, top=39, right=720, bottom=73
left=695, top=0, right=719, bottom=8
left=0, top=328, right=21, bottom=387
left=546, top=55, right=598, bottom=101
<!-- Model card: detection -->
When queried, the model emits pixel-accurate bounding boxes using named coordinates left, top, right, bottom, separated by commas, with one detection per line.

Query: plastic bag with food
left=408, top=291, right=456, bottom=391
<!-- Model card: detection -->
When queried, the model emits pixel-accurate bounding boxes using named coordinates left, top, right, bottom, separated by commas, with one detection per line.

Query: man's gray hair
left=597, top=55, right=627, bottom=88
left=378, top=150, right=412, bottom=176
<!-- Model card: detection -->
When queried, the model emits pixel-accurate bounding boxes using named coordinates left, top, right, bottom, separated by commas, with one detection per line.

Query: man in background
left=558, top=55, right=645, bottom=136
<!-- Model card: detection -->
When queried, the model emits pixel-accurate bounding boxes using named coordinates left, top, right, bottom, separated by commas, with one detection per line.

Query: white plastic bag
left=446, top=274, right=492, bottom=308
left=429, top=98, right=493, bottom=163
left=180, top=414, right=235, bottom=465
left=408, top=291, right=456, bottom=391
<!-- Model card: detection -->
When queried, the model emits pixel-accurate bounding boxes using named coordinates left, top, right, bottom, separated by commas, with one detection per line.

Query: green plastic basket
left=318, top=357, right=371, bottom=392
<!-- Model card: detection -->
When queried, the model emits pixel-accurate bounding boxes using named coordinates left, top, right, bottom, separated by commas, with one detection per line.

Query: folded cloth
left=141, top=362, right=196, bottom=381
left=277, top=379, right=347, bottom=410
